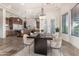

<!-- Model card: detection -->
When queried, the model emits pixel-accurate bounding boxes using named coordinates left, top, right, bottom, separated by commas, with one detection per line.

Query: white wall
left=60, top=3, right=79, bottom=49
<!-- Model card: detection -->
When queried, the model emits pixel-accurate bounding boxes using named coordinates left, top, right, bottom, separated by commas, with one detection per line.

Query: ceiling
left=2, top=3, right=76, bottom=18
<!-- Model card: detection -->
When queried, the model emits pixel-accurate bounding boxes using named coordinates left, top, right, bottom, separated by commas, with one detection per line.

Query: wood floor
left=0, top=36, right=79, bottom=56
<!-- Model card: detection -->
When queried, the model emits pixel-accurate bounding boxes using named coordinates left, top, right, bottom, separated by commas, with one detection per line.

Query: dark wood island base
left=34, top=37, right=47, bottom=55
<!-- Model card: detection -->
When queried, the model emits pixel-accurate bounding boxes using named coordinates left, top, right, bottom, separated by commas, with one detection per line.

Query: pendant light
left=39, top=5, right=46, bottom=20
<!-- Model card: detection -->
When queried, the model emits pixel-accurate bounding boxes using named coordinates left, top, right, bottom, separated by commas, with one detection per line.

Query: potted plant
left=56, top=27, right=59, bottom=32
left=41, top=29, right=44, bottom=33
left=55, top=27, right=60, bottom=38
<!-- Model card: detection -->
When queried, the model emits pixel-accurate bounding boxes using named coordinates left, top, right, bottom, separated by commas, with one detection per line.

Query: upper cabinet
left=9, top=17, right=22, bottom=24
left=6, top=17, right=23, bottom=30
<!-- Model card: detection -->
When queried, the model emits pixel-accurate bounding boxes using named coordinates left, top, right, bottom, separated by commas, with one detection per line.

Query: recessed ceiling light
left=21, top=3, right=25, bottom=5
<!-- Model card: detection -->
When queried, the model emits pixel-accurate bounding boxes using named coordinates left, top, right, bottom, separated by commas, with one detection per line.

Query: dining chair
left=51, top=36, right=62, bottom=48
left=50, top=33, right=63, bottom=56
left=23, top=34, right=34, bottom=55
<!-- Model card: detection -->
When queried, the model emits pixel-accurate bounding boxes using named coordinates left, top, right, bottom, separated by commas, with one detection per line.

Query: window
left=50, top=19, right=55, bottom=33
left=62, top=13, right=68, bottom=34
left=71, top=4, right=79, bottom=37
